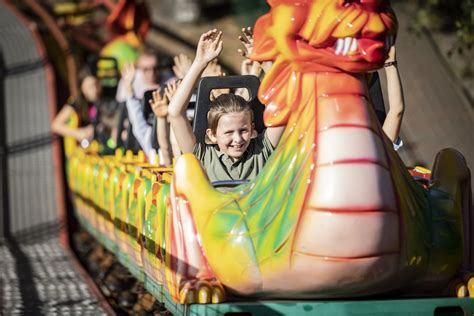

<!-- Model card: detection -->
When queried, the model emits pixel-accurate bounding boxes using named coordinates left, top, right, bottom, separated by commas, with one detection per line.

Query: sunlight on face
left=213, top=112, right=254, bottom=161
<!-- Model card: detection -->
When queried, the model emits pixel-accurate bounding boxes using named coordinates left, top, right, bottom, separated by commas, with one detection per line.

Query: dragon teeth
left=350, top=38, right=358, bottom=52
left=343, top=37, right=352, bottom=55
left=335, top=37, right=358, bottom=56
left=335, top=38, right=344, bottom=55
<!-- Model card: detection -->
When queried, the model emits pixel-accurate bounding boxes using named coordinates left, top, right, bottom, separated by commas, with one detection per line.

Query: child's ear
left=251, top=123, right=257, bottom=138
left=206, top=128, right=217, bottom=143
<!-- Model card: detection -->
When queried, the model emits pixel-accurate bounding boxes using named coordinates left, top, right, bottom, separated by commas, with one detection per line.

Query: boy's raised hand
left=165, top=30, right=222, bottom=154
left=195, top=29, right=223, bottom=65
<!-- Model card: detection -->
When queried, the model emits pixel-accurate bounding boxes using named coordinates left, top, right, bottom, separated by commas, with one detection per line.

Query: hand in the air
left=150, top=80, right=180, bottom=118
left=150, top=86, right=168, bottom=118
left=121, top=62, right=136, bottom=87
left=172, top=54, right=192, bottom=79
left=202, top=60, right=225, bottom=77
left=237, top=26, right=254, bottom=58
left=195, top=29, right=223, bottom=65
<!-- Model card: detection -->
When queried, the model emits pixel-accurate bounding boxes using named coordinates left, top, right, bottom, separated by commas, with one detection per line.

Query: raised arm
left=238, top=27, right=263, bottom=78
left=382, top=46, right=405, bottom=143
left=266, top=125, right=285, bottom=148
left=51, top=104, right=94, bottom=142
left=150, top=80, right=181, bottom=166
left=167, top=29, right=223, bottom=153
left=236, top=27, right=263, bottom=100
left=172, top=54, right=192, bottom=80
left=122, top=62, right=155, bottom=159
left=122, top=62, right=136, bottom=98
left=237, top=27, right=284, bottom=148
left=149, top=88, right=170, bottom=165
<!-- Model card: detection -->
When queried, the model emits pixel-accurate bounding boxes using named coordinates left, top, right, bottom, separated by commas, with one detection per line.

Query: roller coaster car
left=67, top=0, right=474, bottom=314
left=163, top=0, right=473, bottom=303
left=67, top=79, right=474, bottom=315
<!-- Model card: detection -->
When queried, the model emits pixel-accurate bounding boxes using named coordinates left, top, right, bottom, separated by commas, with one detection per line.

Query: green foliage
left=413, top=0, right=473, bottom=76
left=231, top=0, right=270, bottom=27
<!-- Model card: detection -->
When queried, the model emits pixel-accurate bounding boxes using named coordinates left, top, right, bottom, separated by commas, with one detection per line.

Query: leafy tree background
left=412, top=0, right=473, bottom=77
left=229, top=0, right=473, bottom=77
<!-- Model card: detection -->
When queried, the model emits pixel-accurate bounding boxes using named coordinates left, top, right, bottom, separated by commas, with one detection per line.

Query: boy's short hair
left=207, top=94, right=254, bottom=133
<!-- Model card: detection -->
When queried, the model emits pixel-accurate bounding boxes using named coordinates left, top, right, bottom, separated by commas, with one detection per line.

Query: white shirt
left=125, top=96, right=156, bottom=163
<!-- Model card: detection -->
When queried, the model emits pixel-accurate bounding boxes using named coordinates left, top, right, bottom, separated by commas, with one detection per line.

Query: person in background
left=116, top=47, right=160, bottom=102
left=382, top=45, right=405, bottom=150
left=52, top=69, right=101, bottom=147
left=121, top=62, right=158, bottom=162
left=121, top=60, right=179, bottom=164
left=149, top=81, right=179, bottom=166
left=236, top=26, right=265, bottom=100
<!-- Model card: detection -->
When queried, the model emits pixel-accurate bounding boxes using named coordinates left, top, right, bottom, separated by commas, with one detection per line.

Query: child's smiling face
left=207, top=112, right=255, bottom=161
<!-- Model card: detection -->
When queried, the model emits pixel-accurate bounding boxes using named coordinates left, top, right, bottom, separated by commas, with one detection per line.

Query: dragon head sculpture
left=251, top=0, right=398, bottom=126
left=252, top=0, right=398, bottom=73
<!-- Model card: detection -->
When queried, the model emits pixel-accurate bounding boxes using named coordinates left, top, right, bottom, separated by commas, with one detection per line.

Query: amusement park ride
left=64, top=0, right=473, bottom=314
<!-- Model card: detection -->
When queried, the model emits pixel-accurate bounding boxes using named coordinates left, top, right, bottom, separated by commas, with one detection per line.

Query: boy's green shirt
left=193, top=131, right=275, bottom=183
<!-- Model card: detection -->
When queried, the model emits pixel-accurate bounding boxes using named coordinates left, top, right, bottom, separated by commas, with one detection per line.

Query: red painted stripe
left=318, top=93, right=367, bottom=98
left=318, top=123, right=382, bottom=137
left=317, top=158, right=389, bottom=169
left=294, top=250, right=399, bottom=261
left=307, top=206, right=398, bottom=214
left=319, top=124, right=376, bottom=131
left=290, top=75, right=320, bottom=264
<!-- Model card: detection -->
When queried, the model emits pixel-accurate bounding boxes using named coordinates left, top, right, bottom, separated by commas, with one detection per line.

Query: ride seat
left=193, top=75, right=265, bottom=143
left=115, top=103, right=141, bottom=153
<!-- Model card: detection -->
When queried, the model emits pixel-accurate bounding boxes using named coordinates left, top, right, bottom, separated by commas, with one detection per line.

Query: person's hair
left=138, top=46, right=157, bottom=61
left=74, top=67, right=97, bottom=125
left=207, top=94, right=254, bottom=133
